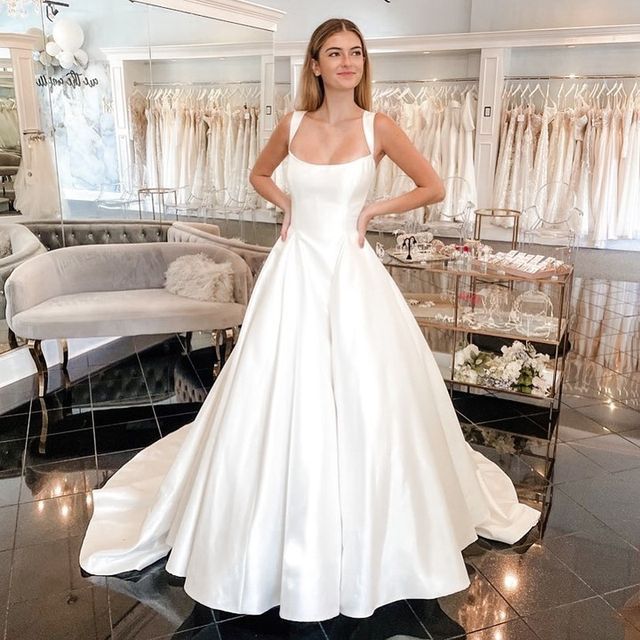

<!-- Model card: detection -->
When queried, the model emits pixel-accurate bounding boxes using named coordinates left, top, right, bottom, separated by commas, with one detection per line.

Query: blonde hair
left=296, top=18, right=372, bottom=112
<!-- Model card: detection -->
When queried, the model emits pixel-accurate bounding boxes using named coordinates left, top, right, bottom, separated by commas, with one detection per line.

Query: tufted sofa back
left=23, top=219, right=171, bottom=250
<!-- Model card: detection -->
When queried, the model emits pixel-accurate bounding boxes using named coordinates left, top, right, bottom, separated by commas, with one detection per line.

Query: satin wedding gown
left=80, top=109, right=540, bottom=622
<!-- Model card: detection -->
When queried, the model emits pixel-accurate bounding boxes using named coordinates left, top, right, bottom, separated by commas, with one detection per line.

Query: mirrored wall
left=0, top=0, right=278, bottom=354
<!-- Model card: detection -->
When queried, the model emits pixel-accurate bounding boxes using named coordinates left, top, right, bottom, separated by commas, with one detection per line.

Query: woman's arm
left=357, top=112, right=445, bottom=246
left=249, top=112, right=293, bottom=240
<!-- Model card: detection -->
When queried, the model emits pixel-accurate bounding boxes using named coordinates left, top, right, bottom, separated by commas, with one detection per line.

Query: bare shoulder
left=373, top=111, right=404, bottom=147
left=276, top=111, right=295, bottom=133
left=373, top=111, right=402, bottom=137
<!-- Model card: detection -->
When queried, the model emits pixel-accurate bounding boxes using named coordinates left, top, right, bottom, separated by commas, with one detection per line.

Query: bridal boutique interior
left=0, top=0, right=640, bottom=639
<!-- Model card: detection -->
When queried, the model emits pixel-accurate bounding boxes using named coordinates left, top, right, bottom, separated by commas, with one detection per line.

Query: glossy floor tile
left=523, top=596, right=635, bottom=640
left=0, top=276, right=638, bottom=639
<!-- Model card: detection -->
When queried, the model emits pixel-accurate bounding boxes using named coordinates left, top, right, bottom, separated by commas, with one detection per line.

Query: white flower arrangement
left=454, top=340, right=552, bottom=396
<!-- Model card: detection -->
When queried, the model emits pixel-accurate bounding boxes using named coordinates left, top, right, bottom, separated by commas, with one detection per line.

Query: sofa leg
left=212, top=329, right=224, bottom=362
left=60, top=338, right=69, bottom=369
left=212, top=329, right=226, bottom=377
left=7, top=328, right=18, bottom=350
left=59, top=339, right=72, bottom=389
left=37, top=396, right=49, bottom=455
left=184, top=332, right=193, bottom=354
left=28, top=339, right=48, bottom=397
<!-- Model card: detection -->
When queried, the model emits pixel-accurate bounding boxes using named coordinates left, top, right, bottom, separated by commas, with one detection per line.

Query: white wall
left=470, top=0, right=640, bottom=32
left=265, top=0, right=472, bottom=40
left=0, top=0, right=273, bottom=60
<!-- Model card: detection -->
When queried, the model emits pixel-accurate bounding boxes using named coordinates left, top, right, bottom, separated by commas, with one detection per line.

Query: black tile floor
left=0, top=277, right=639, bottom=639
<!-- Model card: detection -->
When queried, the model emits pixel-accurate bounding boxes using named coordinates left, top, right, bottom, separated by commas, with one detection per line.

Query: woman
left=80, top=19, right=539, bottom=622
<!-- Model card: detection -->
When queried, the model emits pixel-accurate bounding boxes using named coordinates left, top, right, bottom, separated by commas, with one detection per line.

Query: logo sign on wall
left=36, top=70, right=99, bottom=88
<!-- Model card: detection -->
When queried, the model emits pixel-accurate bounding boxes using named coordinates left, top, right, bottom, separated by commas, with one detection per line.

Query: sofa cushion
left=9, top=289, right=245, bottom=340
left=168, top=222, right=270, bottom=278
left=0, top=230, right=11, bottom=258
left=164, top=254, right=234, bottom=303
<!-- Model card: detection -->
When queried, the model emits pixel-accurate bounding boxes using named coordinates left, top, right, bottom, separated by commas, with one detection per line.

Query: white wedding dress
left=80, top=110, right=540, bottom=622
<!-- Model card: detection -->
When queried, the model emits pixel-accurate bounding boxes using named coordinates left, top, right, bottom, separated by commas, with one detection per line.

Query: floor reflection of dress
left=99, top=563, right=466, bottom=640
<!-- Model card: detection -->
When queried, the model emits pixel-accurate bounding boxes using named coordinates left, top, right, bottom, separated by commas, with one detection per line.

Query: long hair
left=296, top=18, right=372, bottom=112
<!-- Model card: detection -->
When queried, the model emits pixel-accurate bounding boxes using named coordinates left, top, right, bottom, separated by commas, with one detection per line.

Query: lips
left=337, top=72, right=356, bottom=77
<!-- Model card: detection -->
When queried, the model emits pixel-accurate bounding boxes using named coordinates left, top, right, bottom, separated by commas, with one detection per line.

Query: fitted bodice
left=286, top=110, right=377, bottom=242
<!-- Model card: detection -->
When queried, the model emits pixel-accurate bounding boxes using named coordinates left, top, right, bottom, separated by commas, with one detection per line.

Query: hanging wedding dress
left=493, top=106, right=516, bottom=208
left=519, top=108, right=537, bottom=211
left=14, top=136, right=61, bottom=218
left=616, top=102, right=640, bottom=238
left=459, top=91, right=478, bottom=208
left=80, top=110, right=539, bottom=622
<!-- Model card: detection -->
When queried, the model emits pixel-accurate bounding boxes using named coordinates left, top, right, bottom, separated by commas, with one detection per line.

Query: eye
left=352, top=50, right=362, bottom=56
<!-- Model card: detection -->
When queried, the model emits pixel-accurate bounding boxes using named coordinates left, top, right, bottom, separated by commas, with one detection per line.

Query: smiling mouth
left=338, top=72, right=356, bottom=76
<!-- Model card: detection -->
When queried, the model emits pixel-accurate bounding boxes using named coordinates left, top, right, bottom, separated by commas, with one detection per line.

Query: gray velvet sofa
left=0, top=223, right=47, bottom=321
left=5, top=242, right=252, bottom=395
left=168, top=221, right=271, bottom=277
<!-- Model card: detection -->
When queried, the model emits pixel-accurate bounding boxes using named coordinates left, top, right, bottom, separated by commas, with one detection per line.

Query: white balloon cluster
left=29, top=17, right=89, bottom=70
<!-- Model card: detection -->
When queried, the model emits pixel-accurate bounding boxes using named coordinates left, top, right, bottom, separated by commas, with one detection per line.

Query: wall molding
left=104, top=22, right=640, bottom=63
left=279, top=23, right=640, bottom=57
left=129, top=0, right=285, bottom=32
left=103, top=40, right=273, bottom=62
left=0, top=32, right=39, bottom=51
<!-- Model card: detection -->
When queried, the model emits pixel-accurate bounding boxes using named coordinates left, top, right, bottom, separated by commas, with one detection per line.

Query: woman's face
left=311, top=29, right=365, bottom=91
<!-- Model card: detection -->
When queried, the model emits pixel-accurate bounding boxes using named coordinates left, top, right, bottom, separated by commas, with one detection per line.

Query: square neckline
left=288, top=110, right=374, bottom=167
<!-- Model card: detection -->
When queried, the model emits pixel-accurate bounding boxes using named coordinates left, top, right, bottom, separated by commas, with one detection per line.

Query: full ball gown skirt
left=80, top=110, right=540, bottom=622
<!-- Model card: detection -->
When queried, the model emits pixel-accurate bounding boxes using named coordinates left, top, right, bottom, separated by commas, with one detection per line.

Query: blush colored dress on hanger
left=79, top=110, right=540, bottom=622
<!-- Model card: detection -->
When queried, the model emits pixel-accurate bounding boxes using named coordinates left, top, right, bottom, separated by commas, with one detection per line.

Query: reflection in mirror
left=142, top=5, right=277, bottom=245
left=0, top=51, right=20, bottom=354
left=0, top=0, right=279, bottom=356
left=29, top=0, right=278, bottom=247
left=0, top=26, right=60, bottom=355
left=0, top=49, right=21, bottom=215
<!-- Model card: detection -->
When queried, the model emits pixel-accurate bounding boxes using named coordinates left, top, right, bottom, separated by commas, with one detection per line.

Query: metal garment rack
left=132, top=81, right=290, bottom=87
left=372, top=77, right=478, bottom=84
left=505, top=73, right=640, bottom=80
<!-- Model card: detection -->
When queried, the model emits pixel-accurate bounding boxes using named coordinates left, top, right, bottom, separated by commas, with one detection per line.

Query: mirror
left=0, top=49, right=21, bottom=214
left=35, top=0, right=277, bottom=246
left=143, top=5, right=274, bottom=245
left=0, top=0, right=278, bottom=356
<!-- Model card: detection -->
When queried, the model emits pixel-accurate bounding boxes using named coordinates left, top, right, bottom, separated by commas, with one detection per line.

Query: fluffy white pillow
left=0, top=231, right=11, bottom=259
left=165, top=254, right=234, bottom=303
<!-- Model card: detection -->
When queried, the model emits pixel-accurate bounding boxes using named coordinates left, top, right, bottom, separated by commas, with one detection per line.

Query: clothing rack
left=372, top=77, right=478, bottom=84
left=505, top=74, right=640, bottom=80
left=133, top=81, right=291, bottom=87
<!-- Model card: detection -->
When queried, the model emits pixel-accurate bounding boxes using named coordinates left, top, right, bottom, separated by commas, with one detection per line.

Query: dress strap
left=288, top=110, right=306, bottom=149
left=363, top=111, right=375, bottom=155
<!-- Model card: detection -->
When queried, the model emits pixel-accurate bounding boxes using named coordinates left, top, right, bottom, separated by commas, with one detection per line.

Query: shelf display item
left=511, top=290, right=555, bottom=338
left=475, top=249, right=570, bottom=279
left=453, top=340, right=553, bottom=397
left=476, top=285, right=513, bottom=329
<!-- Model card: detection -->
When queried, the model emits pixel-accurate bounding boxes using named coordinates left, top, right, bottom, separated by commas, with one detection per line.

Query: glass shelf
left=391, top=253, right=574, bottom=438
left=445, top=369, right=564, bottom=402
left=405, top=297, right=568, bottom=345
left=383, top=253, right=574, bottom=285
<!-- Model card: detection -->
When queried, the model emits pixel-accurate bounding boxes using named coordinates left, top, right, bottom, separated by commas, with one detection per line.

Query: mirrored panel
left=0, top=0, right=277, bottom=355
left=0, top=8, right=62, bottom=354
left=144, top=4, right=276, bottom=244
left=0, top=49, right=20, bottom=214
